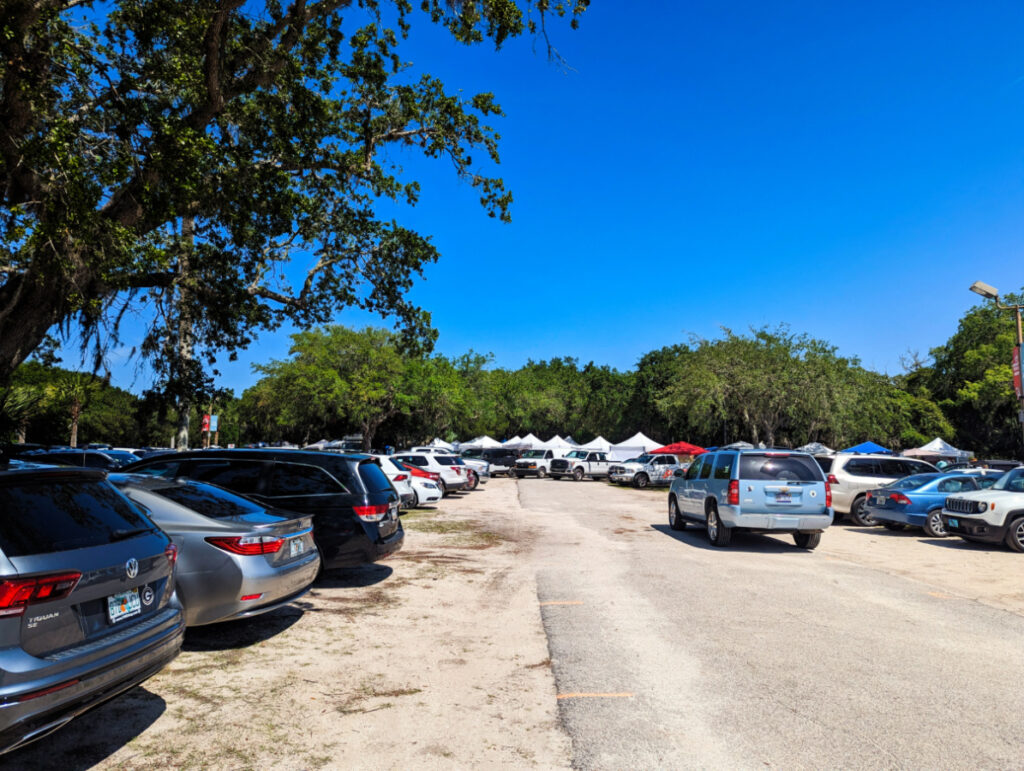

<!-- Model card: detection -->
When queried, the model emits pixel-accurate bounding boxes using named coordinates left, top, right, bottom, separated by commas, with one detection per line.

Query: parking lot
left=13, top=477, right=1024, bottom=769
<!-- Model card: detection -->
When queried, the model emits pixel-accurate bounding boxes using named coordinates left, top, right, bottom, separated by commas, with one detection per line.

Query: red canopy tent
left=651, top=441, right=706, bottom=456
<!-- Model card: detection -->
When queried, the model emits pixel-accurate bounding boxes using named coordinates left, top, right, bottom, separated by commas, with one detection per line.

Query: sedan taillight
left=889, top=492, right=912, bottom=505
left=206, top=536, right=283, bottom=555
left=0, top=572, right=82, bottom=617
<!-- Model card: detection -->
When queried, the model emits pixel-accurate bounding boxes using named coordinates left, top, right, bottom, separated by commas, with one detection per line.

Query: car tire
left=793, top=531, right=821, bottom=549
left=412, top=489, right=420, bottom=508
left=669, top=496, right=685, bottom=531
left=922, top=509, right=947, bottom=538
left=849, top=495, right=875, bottom=526
left=706, top=505, right=731, bottom=547
left=537, top=467, right=547, bottom=479
left=633, top=473, right=649, bottom=489
left=466, top=471, right=479, bottom=491
left=573, top=467, right=584, bottom=481
left=882, top=522, right=906, bottom=531
left=1004, top=516, right=1024, bottom=552
left=439, top=479, right=448, bottom=497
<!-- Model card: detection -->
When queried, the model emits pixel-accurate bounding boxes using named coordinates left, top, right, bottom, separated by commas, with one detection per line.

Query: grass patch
left=403, top=518, right=477, bottom=535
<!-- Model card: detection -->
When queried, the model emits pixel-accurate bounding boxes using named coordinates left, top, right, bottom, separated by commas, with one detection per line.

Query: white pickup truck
left=513, top=449, right=562, bottom=479
left=608, top=453, right=683, bottom=488
left=550, top=450, right=611, bottom=481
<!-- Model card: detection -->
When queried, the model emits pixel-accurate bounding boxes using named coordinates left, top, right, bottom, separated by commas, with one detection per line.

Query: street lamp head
left=969, top=280, right=999, bottom=300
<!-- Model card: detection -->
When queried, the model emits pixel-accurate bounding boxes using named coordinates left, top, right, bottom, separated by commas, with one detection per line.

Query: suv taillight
left=394, top=474, right=408, bottom=482
left=0, top=572, right=82, bottom=617
left=827, top=474, right=838, bottom=485
left=165, top=543, right=178, bottom=566
left=206, top=536, right=283, bottom=555
left=728, top=479, right=740, bottom=506
left=353, top=504, right=389, bottom=522
left=825, top=482, right=832, bottom=508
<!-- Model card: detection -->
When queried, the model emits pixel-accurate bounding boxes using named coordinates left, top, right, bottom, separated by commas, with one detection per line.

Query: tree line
left=5, top=293, right=1021, bottom=459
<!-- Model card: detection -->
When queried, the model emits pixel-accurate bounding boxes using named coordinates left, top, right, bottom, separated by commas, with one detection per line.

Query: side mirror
left=673, top=468, right=685, bottom=478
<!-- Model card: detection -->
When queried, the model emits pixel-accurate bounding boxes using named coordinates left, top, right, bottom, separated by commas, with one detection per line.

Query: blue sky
left=69, top=1, right=1024, bottom=393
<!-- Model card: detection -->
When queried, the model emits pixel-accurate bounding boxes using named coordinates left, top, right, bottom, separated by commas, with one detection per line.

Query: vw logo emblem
left=125, top=558, right=139, bottom=579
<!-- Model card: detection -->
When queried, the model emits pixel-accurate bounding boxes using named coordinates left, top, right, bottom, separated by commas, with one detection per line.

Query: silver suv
left=820, top=454, right=936, bottom=525
left=0, top=462, right=184, bottom=753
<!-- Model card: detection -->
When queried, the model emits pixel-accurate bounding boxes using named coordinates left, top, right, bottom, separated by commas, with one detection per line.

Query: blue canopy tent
left=840, top=441, right=892, bottom=454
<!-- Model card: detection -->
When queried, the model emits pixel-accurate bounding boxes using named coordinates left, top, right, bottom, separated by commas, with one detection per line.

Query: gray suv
left=668, top=449, right=833, bottom=549
left=0, top=462, right=184, bottom=754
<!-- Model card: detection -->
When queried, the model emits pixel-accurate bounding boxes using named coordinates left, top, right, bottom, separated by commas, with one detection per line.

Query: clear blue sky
left=69, top=1, right=1024, bottom=393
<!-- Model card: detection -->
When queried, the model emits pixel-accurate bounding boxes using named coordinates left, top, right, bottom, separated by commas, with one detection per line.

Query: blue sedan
left=863, top=473, right=997, bottom=537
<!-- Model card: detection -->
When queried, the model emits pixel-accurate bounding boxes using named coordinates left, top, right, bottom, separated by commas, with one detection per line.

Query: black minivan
left=123, top=450, right=403, bottom=569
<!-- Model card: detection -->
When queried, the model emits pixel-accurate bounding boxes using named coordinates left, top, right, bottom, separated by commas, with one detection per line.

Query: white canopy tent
left=540, top=435, right=577, bottom=452
left=506, top=433, right=544, bottom=450
left=903, top=437, right=971, bottom=461
left=425, top=437, right=455, bottom=451
left=503, top=435, right=522, bottom=446
left=579, top=435, right=612, bottom=452
left=797, top=442, right=834, bottom=455
left=460, top=435, right=503, bottom=449
left=609, top=432, right=663, bottom=461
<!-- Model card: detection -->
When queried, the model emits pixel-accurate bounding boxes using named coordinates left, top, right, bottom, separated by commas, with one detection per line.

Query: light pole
left=969, top=281, right=1024, bottom=452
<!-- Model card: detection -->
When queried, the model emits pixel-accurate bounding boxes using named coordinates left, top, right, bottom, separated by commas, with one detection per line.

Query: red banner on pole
left=1013, top=346, right=1022, bottom=399
left=201, top=414, right=211, bottom=431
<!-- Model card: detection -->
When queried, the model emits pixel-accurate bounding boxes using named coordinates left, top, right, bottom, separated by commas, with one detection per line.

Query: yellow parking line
left=539, top=601, right=584, bottom=606
left=557, top=692, right=634, bottom=700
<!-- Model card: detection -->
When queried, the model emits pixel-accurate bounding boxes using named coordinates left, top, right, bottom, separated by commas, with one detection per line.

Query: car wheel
left=793, top=532, right=821, bottom=549
left=466, top=470, right=479, bottom=491
left=706, top=505, right=731, bottom=547
left=633, top=473, right=649, bottom=489
left=922, top=509, right=947, bottom=538
left=882, top=522, right=906, bottom=531
left=439, top=479, right=448, bottom=497
left=849, top=496, right=875, bottom=526
left=1004, top=516, right=1024, bottom=552
left=573, top=467, right=584, bottom=481
left=669, top=496, right=685, bottom=531
left=412, top=489, right=420, bottom=508
left=537, top=467, right=547, bottom=479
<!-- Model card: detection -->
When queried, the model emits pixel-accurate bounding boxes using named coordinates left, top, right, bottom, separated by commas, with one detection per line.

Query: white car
left=369, top=455, right=416, bottom=508
left=409, top=446, right=489, bottom=489
left=819, top=454, right=936, bottom=525
left=392, top=453, right=467, bottom=496
left=941, top=466, right=1024, bottom=551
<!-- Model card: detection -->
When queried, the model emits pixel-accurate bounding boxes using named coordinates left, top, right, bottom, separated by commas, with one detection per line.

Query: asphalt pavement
left=519, top=477, right=1024, bottom=769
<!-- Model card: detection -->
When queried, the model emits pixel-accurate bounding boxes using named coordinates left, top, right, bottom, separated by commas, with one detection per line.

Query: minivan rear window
left=358, top=461, right=394, bottom=493
left=740, top=454, right=823, bottom=482
left=0, top=479, right=151, bottom=556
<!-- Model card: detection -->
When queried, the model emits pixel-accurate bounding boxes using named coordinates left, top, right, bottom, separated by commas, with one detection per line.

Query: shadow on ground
left=183, top=606, right=305, bottom=652
left=5, top=686, right=166, bottom=770
left=315, top=562, right=393, bottom=589
left=649, top=523, right=810, bottom=554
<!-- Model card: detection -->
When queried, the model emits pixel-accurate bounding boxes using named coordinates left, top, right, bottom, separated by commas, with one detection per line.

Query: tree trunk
left=173, top=217, right=196, bottom=451
left=16, top=421, right=26, bottom=444
left=69, top=399, right=80, bottom=448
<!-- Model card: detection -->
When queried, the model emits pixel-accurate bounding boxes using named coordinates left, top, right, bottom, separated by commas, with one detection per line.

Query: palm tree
left=1, top=385, right=46, bottom=443
left=49, top=373, right=99, bottom=447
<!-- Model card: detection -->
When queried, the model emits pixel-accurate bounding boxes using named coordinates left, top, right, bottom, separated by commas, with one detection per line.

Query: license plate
left=948, top=518, right=959, bottom=528
left=108, top=588, right=141, bottom=624
left=875, top=496, right=886, bottom=505
left=775, top=493, right=791, bottom=504
left=289, top=538, right=305, bottom=557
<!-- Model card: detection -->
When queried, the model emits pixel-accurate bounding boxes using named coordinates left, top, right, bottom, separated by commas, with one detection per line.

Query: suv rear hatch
left=0, top=472, right=175, bottom=661
left=738, top=453, right=828, bottom=515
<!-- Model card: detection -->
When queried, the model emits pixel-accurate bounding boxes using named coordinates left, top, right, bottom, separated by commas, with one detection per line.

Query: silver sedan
left=110, top=474, right=320, bottom=626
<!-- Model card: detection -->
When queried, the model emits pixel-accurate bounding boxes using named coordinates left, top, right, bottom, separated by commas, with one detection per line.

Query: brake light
left=240, top=593, right=264, bottom=602
left=165, top=543, right=178, bottom=566
left=825, top=482, right=832, bottom=508
left=728, top=479, right=740, bottom=506
left=888, top=492, right=912, bottom=505
left=353, top=504, right=389, bottom=522
left=827, top=474, right=838, bottom=485
left=394, top=474, right=408, bottom=482
left=0, top=572, right=82, bottom=617
left=205, top=536, right=283, bottom=555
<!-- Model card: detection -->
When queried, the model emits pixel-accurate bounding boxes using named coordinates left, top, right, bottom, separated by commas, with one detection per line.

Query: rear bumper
left=720, top=507, right=833, bottom=532
left=514, top=467, right=545, bottom=477
left=399, top=492, right=415, bottom=508
left=866, top=506, right=925, bottom=527
left=323, top=525, right=405, bottom=569
left=940, top=514, right=1006, bottom=543
left=0, top=608, right=184, bottom=755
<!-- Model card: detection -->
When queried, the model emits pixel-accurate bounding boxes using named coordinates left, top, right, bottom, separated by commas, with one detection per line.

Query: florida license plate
left=108, top=588, right=141, bottom=624
left=948, top=518, right=959, bottom=528
left=289, top=538, right=305, bottom=557
left=875, top=496, right=886, bottom=505
left=776, top=493, right=791, bottom=503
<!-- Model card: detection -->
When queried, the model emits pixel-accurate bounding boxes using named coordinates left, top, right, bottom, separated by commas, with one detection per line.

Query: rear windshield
left=885, top=473, right=940, bottom=490
left=0, top=478, right=152, bottom=556
left=151, top=482, right=263, bottom=519
left=739, top=454, right=823, bottom=482
left=814, top=456, right=833, bottom=472
left=358, top=461, right=394, bottom=493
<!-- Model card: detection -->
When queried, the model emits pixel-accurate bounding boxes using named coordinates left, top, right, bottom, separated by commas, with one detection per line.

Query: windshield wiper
left=110, top=526, right=158, bottom=542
